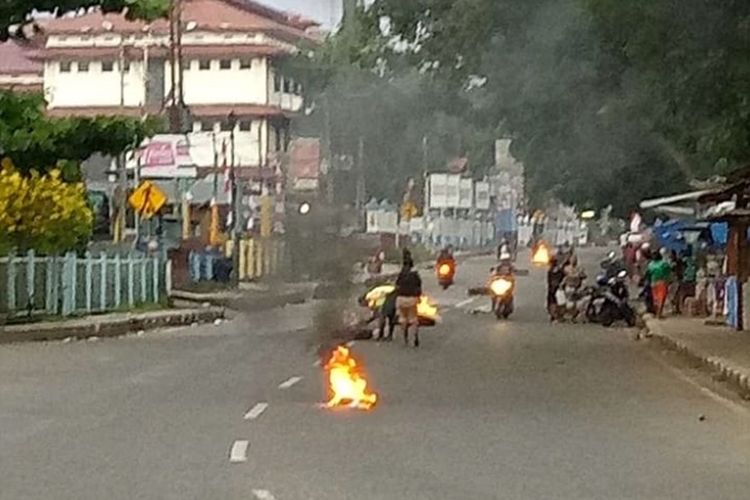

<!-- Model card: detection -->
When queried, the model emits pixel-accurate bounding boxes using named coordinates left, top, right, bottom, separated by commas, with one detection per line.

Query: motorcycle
left=436, top=260, right=456, bottom=290
left=489, top=273, right=515, bottom=319
left=586, top=270, right=636, bottom=327
left=600, top=251, right=627, bottom=279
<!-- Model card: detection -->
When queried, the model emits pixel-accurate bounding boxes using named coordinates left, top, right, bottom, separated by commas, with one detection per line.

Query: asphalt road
left=1, top=250, right=749, bottom=500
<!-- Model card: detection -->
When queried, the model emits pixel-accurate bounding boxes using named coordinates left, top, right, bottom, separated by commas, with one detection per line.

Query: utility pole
left=228, top=112, right=239, bottom=285
left=355, top=136, right=365, bottom=228
left=167, top=0, right=180, bottom=132
left=323, top=93, right=334, bottom=205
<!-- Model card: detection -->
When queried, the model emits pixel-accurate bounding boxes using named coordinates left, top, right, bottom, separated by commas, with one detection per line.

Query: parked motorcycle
left=586, top=270, right=636, bottom=327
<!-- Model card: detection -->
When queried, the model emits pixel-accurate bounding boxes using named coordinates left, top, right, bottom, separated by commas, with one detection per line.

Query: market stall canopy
left=639, top=189, right=718, bottom=216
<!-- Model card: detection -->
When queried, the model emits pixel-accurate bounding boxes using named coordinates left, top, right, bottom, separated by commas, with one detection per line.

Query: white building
left=36, top=0, right=317, bottom=180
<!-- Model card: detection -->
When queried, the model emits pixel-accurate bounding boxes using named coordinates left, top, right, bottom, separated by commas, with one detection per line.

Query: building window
left=78, top=61, right=90, bottom=72
left=238, top=120, right=252, bottom=131
left=274, top=74, right=281, bottom=92
left=102, top=60, right=114, bottom=72
left=199, top=59, right=210, bottom=70
left=60, top=61, right=72, bottom=72
left=274, top=126, right=282, bottom=151
left=219, top=59, right=232, bottom=70
left=295, top=82, right=303, bottom=95
left=239, top=58, right=252, bottom=69
left=219, top=120, right=234, bottom=132
left=283, top=77, right=291, bottom=93
left=122, top=60, right=131, bottom=72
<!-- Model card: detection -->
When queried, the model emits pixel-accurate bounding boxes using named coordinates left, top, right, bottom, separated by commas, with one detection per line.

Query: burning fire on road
left=324, top=346, right=378, bottom=410
left=532, top=242, right=551, bottom=266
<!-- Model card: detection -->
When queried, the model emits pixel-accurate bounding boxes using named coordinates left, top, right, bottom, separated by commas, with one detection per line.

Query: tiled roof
left=35, top=44, right=285, bottom=59
left=46, top=104, right=291, bottom=119
left=39, top=0, right=318, bottom=43
left=188, top=104, right=289, bottom=117
left=0, top=40, right=42, bottom=75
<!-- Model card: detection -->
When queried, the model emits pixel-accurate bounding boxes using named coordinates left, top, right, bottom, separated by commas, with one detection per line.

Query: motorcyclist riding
left=489, top=250, right=516, bottom=317
left=436, top=245, right=457, bottom=289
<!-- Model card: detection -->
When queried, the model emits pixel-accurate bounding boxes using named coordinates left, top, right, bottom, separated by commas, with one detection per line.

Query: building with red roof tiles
left=0, top=40, right=43, bottom=92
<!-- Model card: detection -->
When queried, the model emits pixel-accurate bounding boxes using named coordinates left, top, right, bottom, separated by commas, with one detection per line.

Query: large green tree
left=286, top=4, right=495, bottom=205
left=0, top=92, right=162, bottom=180
left=368, top=0, right=750, bottom=214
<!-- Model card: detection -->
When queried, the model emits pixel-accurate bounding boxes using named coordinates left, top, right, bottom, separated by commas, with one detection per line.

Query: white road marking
left=278, top=376, right=302, bottom=389
left=313, top=359, right=322, bottom=367
left=252, top=490, right=277, bottom=500
left=647, top=351, right=749, bottom=416
left=229, top=440, right=249, bottom=463
left=243, top=402, right=269, bottom=420
left=455, top=297, right=477, bottom=309
left=345, top=340, right=355, bottom=347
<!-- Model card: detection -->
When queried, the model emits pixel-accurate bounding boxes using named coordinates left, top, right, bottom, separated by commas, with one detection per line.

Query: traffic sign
left=128, top=181, right=167, bottom=219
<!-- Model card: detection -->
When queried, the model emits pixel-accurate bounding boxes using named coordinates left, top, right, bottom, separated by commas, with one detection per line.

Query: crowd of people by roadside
left=624, top=241, right=719, bottom=320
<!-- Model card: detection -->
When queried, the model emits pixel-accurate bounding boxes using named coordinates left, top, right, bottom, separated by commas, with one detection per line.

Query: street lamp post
left=228, top=111, right=240, bottom=285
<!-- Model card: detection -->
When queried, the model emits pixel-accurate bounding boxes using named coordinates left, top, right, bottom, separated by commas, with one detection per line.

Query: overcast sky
left=259, top=0, right=343, bottom=28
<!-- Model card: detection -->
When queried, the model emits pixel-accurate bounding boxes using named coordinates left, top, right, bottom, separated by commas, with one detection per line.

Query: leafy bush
left=0, top=162, right=92, bottom=254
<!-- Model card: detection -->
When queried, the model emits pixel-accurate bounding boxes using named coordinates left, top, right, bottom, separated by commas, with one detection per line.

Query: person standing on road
left=547, top=254, right=565, bottom=321
left=396, top=252, right=422, bottom=348
left=647, top=252, right=672, bottom=319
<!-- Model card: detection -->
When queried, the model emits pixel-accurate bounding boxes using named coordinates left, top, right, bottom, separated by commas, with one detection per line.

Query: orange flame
left=324, top=346, right=378, bottom=410
left=532, top=243, right=550, bottom=266
left=417, top=295, right=439, bottom=320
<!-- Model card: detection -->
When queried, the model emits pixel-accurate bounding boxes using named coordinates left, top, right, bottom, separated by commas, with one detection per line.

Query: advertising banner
left=475, top=181, right=490, bottom=210
left=458, top=178, right=474, bottom=209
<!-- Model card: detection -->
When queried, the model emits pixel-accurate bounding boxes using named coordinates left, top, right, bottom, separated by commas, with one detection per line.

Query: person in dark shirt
left=396, top=255, right=422, bottom=347
left=547, top=255, right=564, bottom=321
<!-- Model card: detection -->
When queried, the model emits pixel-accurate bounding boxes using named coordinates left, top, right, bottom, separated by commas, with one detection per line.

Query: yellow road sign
left=401, top=202, right=419, bottom=221
left=128, top=181, right=167, bottom=219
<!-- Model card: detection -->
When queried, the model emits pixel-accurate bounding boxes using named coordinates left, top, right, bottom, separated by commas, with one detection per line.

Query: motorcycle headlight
left=490, top=278, right=513, bottom=296
left=438, top=264, right=452, bottom=276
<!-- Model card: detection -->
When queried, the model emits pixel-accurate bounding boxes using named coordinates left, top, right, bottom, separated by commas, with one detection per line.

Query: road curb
left=0, top=307, right=225, bottom=344
left=644, top=317, right=750, bottom=397
left=171, top=288, right=313, bottom=312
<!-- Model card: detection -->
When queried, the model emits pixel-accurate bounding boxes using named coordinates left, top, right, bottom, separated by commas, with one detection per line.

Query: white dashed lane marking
left=278, top=376, right=302, bottom=389
left=229, top=440, right=249, bottom=463
left=455, top=297, right=477, bottom=309
left=243, top=402, right=269, bottom=420
left=345, top=340, right=355, bottom=347
left=253, top=490, right=277, bottom=500
left=313, top=359, right=322, bottom=367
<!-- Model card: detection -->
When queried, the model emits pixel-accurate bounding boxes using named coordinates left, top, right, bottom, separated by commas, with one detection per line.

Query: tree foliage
left=368, top=0, right=750, bottom=214
left=0, top=161, right=93, bottom=254
left=288, top=7, right=495, bottom=205
left=0, top=92, right=163, bottom=181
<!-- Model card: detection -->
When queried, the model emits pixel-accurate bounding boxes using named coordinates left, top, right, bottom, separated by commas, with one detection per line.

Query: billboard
left=289, top=138, right=321, bottom=191
left=475, top=181, right=491, bottom=210
left=133, top=134, right=197, bottom=179
left=428, top=174, right=448, bottom=209
left=458, top=178, right=473, bottom=209
left=446, top=174, right=461, bottom=207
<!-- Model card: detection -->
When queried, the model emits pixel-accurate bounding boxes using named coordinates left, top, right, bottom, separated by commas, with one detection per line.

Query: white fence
left=0, top=251, right=171, bottom=318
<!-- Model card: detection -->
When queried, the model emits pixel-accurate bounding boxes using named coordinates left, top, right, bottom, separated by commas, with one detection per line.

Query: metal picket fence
left=0, top=250, right=171, bottom=318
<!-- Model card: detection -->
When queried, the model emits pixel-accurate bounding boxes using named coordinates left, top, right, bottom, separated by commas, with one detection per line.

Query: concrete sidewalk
left=0, top=307, right=225, bottom=344
left=171, top=282, right=316, bottom=311
left=645, top=316, right=750, bottom=396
